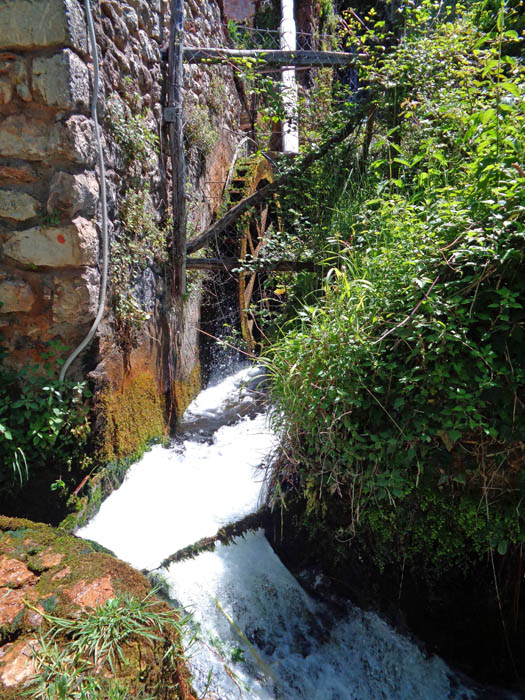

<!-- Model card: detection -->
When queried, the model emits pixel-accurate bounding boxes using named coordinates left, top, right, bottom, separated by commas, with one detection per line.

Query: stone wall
left=0, top=0, right=242, bottom=458
left=223, top=0, right=258, bottom=23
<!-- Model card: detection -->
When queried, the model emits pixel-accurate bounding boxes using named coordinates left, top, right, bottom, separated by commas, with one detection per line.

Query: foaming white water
left=78, top=366, right=274, bottom=570
left=166, top=530, right=474, bottom=700
left=79, top=365, right=477, bottom=699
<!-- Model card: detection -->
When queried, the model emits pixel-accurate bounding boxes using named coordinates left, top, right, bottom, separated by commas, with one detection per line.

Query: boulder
left=32, top=49, right=89, bottom=110
left=47, top=170, right=99, bottom=218
left=0, top=190, right=39, bottom=221
left=0, top=516, right=194, bottom=698
left=4, top=217, right=98, bottom=268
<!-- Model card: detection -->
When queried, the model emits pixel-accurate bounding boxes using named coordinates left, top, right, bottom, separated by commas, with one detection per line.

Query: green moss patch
left=100, top=372, right=166, bottom=461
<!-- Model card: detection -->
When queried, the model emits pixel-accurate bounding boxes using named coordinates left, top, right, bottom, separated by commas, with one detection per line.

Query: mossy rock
left=0, top=516, right=195, bottom=699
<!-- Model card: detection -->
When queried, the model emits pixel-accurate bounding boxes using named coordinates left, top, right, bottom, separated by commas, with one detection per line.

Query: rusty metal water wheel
left=226, top=156, right=280, bottom=355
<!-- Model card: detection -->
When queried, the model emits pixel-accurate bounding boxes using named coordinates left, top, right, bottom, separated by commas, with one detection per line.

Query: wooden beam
left=186, top=103, right=367, bottom=255
left=167, top=0, right=186, bottom=296
left=183, top=47, right=358, bottom=67
left=186, top=257, right=317, bottom=272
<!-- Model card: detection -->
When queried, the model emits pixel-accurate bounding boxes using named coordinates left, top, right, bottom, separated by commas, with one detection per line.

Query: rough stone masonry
left=0, top=0, right=241, bottom=456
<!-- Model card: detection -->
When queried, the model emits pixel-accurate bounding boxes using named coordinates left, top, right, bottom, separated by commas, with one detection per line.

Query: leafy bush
left=266, top=1, right=525, bottom=573
left=0, top=342, right=91, bottom=500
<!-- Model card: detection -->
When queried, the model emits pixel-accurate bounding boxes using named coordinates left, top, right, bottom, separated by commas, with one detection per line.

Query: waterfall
left=78, top=366, right=510, bottom=699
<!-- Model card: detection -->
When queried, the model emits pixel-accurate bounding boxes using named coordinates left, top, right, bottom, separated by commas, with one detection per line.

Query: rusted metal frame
left=186, top=258, right=317, bottom=272
left=166, top=0, right=186, bottom=297
left=183, top=47, right=358, bottom=68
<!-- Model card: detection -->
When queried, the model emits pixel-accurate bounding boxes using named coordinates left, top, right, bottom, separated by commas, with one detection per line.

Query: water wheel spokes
left=235, top=157, right=278, bottom=354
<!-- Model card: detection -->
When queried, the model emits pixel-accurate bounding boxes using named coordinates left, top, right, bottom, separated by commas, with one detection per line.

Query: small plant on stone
left=106, top=96, right=159, bottom=172
left=23, top=588, right=192, bottom=700
left=183, top=103, right=218, bottom=158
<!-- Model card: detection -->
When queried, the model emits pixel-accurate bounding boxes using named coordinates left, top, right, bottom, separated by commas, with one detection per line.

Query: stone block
left=121, top=5, right=139, bottom=32
left=32, top=50, right=89, bottom=110
left=0, top=190, right=39, bottom=221
left=4, top=217, right=98, bottom=268
left=0, top=53, right=29, bottom=105
left=0, top=164, right=38, bottom=184
left=53, top=267, right=99, bottom=324
left=0, top=273, right=36, bottom=313
left=138, top=30, right=157, bottom=64
left=0, top=114, right=95, bottom=165
left=0, top=0, right=87, bottom=53
left=47, top=171, right=99, bottom=218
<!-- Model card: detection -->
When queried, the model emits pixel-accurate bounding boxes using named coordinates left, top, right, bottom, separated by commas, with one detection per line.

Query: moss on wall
left=172, top=362, right=201, bottom=420
left=99, top=372, right=166, bottom=462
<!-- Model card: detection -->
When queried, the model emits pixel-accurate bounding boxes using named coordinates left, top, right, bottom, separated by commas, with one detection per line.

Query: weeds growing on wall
left=106, top=90, right=169, bottom=346
left=265, top=0, right=525, bottom=580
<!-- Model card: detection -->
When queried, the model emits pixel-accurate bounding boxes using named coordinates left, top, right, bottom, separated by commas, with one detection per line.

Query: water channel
left=78, top=365, right=514, bottom=699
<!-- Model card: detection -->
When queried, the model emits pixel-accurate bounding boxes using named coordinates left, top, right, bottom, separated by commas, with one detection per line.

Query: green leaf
left=497, top=539, right=508, bottom=556
left=500, top=81, right=520, bottom=98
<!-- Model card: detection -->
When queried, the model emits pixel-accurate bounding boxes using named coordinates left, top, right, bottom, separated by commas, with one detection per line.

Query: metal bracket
left=164, top=107, right=177, bottom=122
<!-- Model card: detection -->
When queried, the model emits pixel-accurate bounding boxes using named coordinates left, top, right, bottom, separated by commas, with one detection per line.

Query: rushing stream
left=78, top=366, right=512, bottom=699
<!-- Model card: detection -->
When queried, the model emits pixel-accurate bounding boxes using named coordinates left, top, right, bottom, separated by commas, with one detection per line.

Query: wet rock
left=51, top=565, right=71, bottom=581
left=33, top=549, right=64, bottom=571
left=65, top=575, right=114, bottom=609
left=0, top=587, right=37, bottom=627
left=0, top=555, right=37, bottom=588
left=0, top=516, right=193, bottom=698
left=4, top=217, right=98, bottom=268
left=0, top=638, right=39, bottom=687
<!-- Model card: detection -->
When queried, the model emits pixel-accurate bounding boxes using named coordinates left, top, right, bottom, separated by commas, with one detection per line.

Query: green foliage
left=106, top=86, right=168, bottom=344
left=24, top=589, right=191, bottom=700
left=107, top=94, right=159, bottom=172
left=111, top=186, right=169, bottom=340
left=183, top=102, right=218, bottom=157
left=0, top=341, right=91, bottom=498
left=266, top=1, right=525, bottom=576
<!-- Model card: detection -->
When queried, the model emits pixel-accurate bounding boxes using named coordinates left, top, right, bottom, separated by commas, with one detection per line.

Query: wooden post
left=280, top=0, right=299, bottom=154
left=167, top=0, right=186, bottom=297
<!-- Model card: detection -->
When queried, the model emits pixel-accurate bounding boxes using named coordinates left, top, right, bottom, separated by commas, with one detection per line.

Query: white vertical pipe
left=280, top=0, right=299, bottom=154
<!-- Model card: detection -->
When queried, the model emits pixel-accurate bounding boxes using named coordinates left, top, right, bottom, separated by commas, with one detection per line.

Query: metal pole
left=280, top=0, right=299, bottom=154
left=167, top=0, right=186, bottom=297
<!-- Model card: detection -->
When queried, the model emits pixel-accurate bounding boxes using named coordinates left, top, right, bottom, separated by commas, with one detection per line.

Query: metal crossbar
left=183, top=47, right=357, bottom=68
